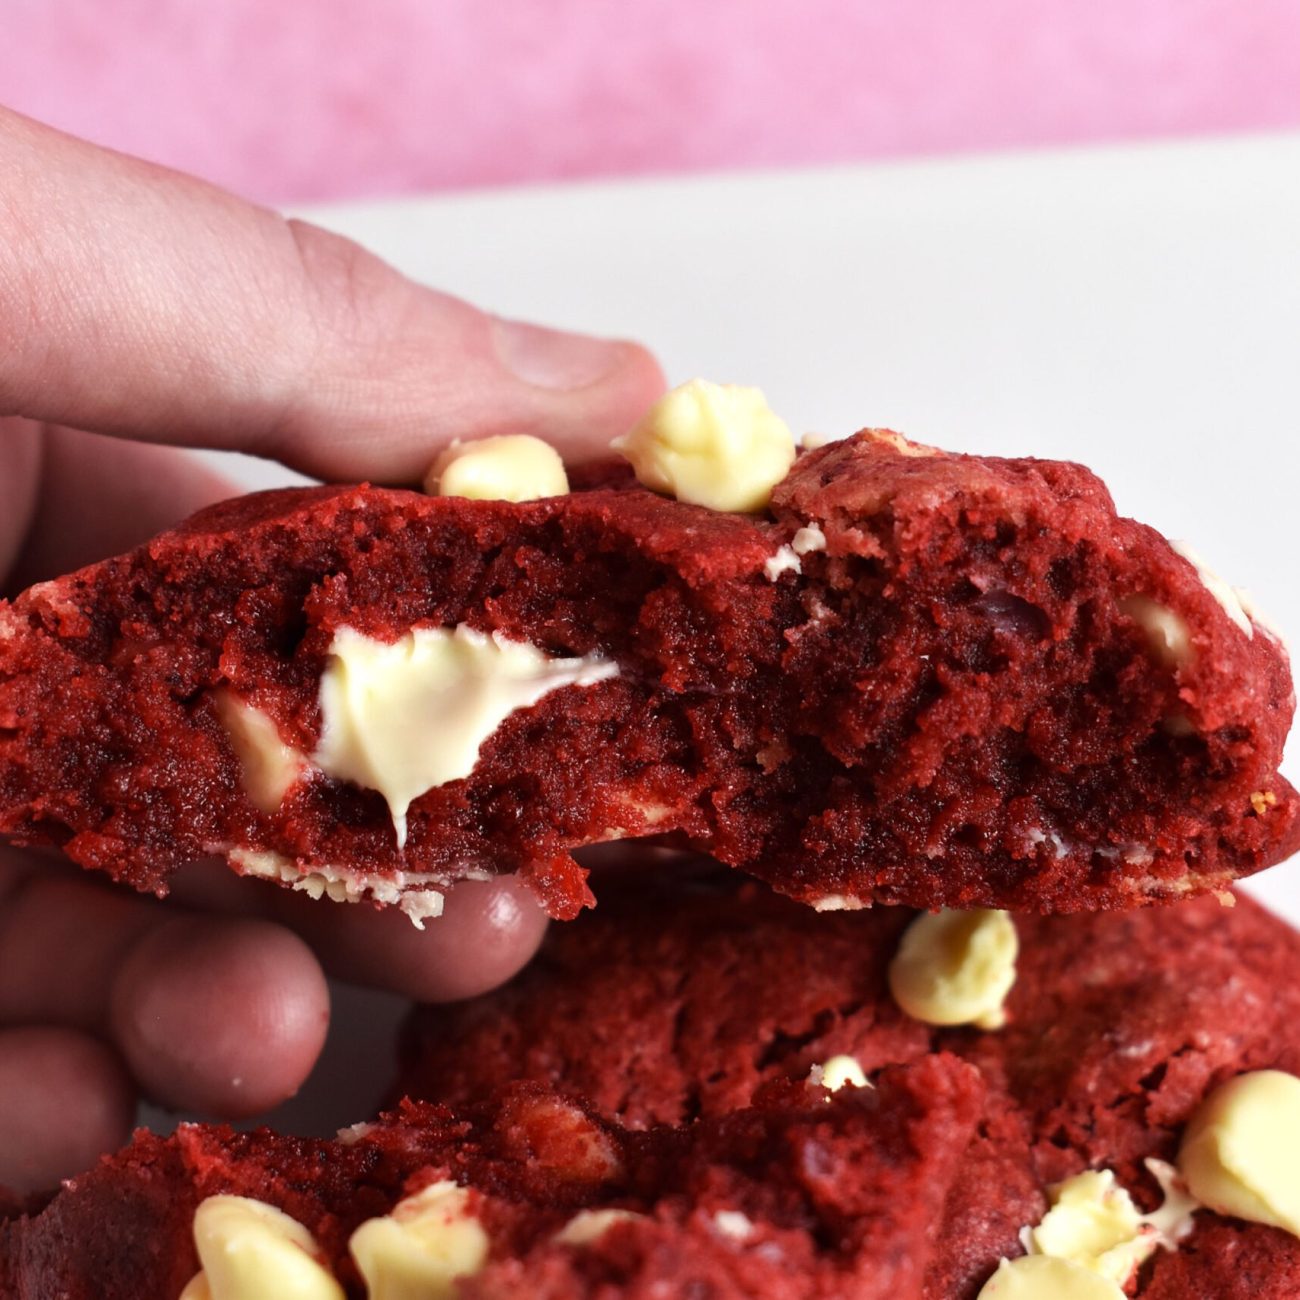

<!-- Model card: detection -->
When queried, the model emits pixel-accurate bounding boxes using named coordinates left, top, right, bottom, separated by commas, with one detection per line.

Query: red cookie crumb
left=0, top=431, right=1294, bottom=916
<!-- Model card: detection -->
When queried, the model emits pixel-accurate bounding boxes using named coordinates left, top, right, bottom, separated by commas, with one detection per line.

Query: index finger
left=0, top=107, right=664, bottom=482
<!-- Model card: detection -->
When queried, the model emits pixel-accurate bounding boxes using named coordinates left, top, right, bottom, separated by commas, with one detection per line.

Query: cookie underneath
left=0, top=1061, right=981, bottom=1300
left=396, top=868, right=1300, bottom=1297
left=9, top=874, right=1300, bottom=1296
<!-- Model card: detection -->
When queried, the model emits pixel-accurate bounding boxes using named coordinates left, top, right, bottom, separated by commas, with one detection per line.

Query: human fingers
left=171, top=859, right=549, bottom=1004
left=0, top=107, right=665, bottom=483
left=0, top=1027, right=135, bottom=1195
left=0, top=418, right=42, bottom=581
left=1, top=849, right=540, bottom=1093
left=1, top=422, right=234, bottom=592
left=108, top=916, right=329, bottom=1118
left=0, top=864, right=329, bottom=1119
left=266, top=874, right=550, bottom=1003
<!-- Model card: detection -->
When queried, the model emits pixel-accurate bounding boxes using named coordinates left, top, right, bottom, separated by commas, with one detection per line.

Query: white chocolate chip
left=810, top=893, right=866, bottom=912
left=1170, top=541, right=1252, bottom=638
left=398, top=890, right=447, bottom=927
left=424, top=434, right=569, bottom=502
left=214, top=692, right=307, bottom=814
left=791, top=523, right=826, bottom=555
left=553, top=1208, right=646, bottom=1246
left=1179, top=1069, right=1300, bottom=1236
left=336, top=1120, right=376, bottom=1145
left=1028, top=1171, right=1156, bottom=1285
left=349, top=1180, right=489, bottom=1300
left=711, top=1209, right=756, bottom=1241
left=995, top=1160, right=1197, bottom=1296
left=313, top=624, right=617, bottom=848
left=1120, top=597, right=1193, bottom=668
left=613, top=379, right=795, bottom=512
left=812, top=1054, right=869, bottom=1092
left=183, top=1196, right=344, bottom=1300
left=976, top=1255, right=1126, bottom=1299
left=888, top=909, right=1018, bottom=1029
left=763, top=545, right=801, bottom=580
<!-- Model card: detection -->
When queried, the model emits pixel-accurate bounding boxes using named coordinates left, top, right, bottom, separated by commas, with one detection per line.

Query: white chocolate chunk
left=711, top=1209, right=755, bottom=1241
left=976, top=1255, right=1125, bottom=1299
left=816, top=1054, right=869, bottom=1092
left=1170, top=540, right=1252, bottom=638
left=183, top=1196, right=344, bottom=1300
left=1119, top=596, right=1193, bottom=668
left=1179, top=1069, right=1300, bottom=1236
left=613, top=379, right=795, bottom=512
left=214, top=692, right=307, bottom=814
left=811, top=893, right=866, bottom=912
left=763, top=545, right=801, bottom=580
left=553, top=1207, right=646, bottom=1246
left=424, top=434, right=569, bottom=502
left=399, top=890, right=447, bottom=927
left=314, top=624, right=618, bottom=848
left=349, top=1180, right=489, bottom=1300
left=986, top=1160, right=1198, bottom=1298
left=791, top=523, right=826, bottom=555
left=888, top=909, right=1018, bottom=1029
left=1029, top=1170, right=1154, bottom=1285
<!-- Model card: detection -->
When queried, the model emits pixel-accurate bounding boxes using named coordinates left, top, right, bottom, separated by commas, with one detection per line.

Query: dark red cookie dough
left=396, top=868, right=1300, bottom=1297
left=0, top=430, right=1293, bottom=916
left=0, top=1062, right=981, bottom=1300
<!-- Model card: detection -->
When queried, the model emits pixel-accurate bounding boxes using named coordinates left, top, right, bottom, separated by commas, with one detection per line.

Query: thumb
left=266, top=220, right=667, bottom=479
left=0, top=106, right=664, bottom=483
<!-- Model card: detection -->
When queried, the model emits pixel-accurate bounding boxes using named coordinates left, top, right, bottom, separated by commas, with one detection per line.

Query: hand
left=0, top=105, right=665, bottom=1195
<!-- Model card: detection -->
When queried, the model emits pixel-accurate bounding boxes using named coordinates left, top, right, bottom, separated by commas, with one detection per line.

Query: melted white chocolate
left=313, top=624, right=617, bottom=847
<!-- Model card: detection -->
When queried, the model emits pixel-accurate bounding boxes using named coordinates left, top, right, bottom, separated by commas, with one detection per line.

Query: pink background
left=4, top=0, right=1300, bottom=204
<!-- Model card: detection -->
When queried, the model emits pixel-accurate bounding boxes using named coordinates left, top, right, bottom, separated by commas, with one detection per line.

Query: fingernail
left=493, top=318, right=629, bottom=391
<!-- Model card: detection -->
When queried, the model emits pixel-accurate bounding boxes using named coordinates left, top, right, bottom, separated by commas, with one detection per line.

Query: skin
left=0, top=105, right=666, bottom=1194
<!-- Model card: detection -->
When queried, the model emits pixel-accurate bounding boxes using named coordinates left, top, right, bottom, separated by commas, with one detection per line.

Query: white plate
left=183, top=134, right=1300, bottom=1134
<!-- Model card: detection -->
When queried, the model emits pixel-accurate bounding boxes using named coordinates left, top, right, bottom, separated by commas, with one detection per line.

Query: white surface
left=181, top=133, right=1300, bottom=1133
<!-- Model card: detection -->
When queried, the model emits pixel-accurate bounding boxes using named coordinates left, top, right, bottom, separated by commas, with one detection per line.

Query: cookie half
left=0, top=430, right=1293, bottom=917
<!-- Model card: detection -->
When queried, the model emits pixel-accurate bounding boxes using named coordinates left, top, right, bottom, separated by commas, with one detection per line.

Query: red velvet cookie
left=396, top=868, right=1300, bottom=1297
left=0, top=1061, right=981, bottom=1300
left=0, top=431, right=1293, bottom=917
